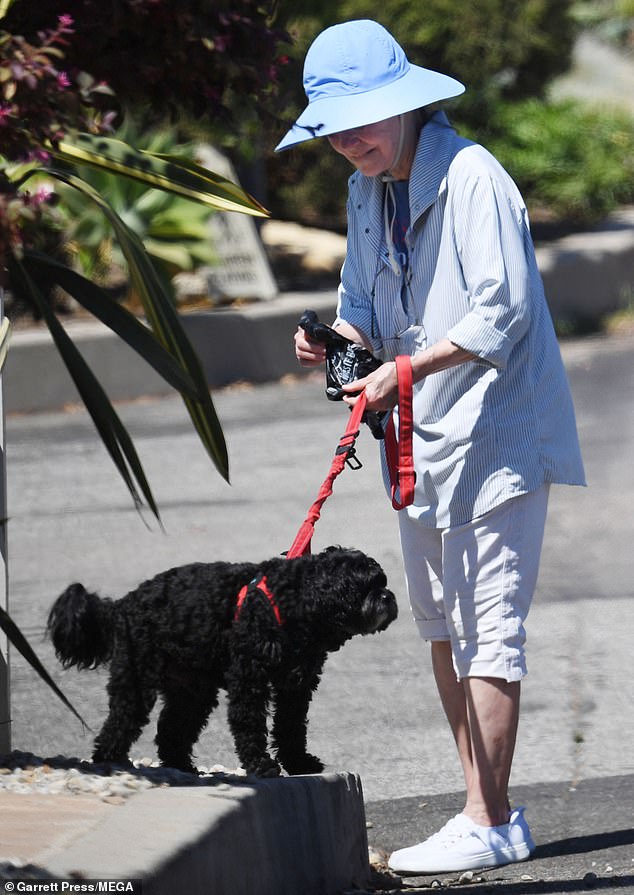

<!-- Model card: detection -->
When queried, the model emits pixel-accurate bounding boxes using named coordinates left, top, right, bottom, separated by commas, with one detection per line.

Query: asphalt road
left=4, top=331, right=634, bottom=813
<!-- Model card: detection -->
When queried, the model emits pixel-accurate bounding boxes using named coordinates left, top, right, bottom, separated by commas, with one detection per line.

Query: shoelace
left=427, top=815, right=477, bottom=849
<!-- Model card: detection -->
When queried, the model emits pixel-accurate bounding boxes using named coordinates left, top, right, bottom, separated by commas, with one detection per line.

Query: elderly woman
left=276, top=20, right=585, bottom=875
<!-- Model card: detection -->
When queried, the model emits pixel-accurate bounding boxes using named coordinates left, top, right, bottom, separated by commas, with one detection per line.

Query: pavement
left=1, top=214, right=634, bottom=894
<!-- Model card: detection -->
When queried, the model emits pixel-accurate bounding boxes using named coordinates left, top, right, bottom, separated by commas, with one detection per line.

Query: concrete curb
left=2, top=292, right=337, bottom=415
left=538, top=206, right=634, bottom=326
left=4, top=773, right=370, bottom=895
left=3, top=208, right=633, bottom=415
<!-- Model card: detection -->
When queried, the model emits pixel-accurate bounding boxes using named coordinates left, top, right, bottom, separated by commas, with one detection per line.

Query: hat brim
left=275, top=64, right=464, bottom=152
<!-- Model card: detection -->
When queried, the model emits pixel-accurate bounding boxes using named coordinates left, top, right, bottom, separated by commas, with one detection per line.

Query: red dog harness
left=234, top=575, right=283, bottom=626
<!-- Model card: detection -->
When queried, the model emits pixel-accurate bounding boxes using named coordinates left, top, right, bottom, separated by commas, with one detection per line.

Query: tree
left=2, top=0, right=288, bottom=127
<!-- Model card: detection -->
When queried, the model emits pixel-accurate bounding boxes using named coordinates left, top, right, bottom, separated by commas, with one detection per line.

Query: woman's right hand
left=294, top=326, right=327, bottom=367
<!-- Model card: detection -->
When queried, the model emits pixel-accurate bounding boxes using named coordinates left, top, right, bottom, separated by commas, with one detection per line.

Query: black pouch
left=299, top=309, right=387, bottom=439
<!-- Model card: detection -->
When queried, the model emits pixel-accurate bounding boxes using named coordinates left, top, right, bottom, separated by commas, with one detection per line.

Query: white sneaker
left=388, top=807, right=535, bottom=875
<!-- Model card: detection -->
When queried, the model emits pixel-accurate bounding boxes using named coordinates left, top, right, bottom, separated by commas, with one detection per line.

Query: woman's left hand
left=342, top=361, right=398, bottom=411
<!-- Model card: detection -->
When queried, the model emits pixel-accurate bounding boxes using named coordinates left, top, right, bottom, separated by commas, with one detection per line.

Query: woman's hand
left=294, top=326, right=327, bottom=367
left=342, top=362, right=398, bottom=411
left=342, top=340, right=476, bottom=410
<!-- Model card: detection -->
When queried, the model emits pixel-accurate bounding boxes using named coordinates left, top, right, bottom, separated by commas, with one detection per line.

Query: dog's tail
left=47, top=583, right=115, bottom=670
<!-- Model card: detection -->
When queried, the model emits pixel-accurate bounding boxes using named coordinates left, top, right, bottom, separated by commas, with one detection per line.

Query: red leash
left=383, top=355, right=416, bottom=510
left=286, top=355, right=415, bottom=559
left=286, top=394, right=367, bottom=558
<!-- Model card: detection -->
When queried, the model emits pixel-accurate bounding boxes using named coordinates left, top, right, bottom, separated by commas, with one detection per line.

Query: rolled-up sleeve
left=447, top=165, right=532, bottom=368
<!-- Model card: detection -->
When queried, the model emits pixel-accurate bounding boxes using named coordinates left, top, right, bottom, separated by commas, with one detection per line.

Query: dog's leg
left=271, top=670, right=325, bottom=775
left=155, top=680, right=219, bottom=774
left=92, top=671, right=156, bottom=766
left=226, top=665, right=279, bottom=777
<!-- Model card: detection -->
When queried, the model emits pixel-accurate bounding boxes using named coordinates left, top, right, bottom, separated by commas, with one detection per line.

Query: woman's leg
left=462, top=675, right=519, bottom=825
left=431, top=640, right=473, bottom=790
left=431, top=639, right=520, bottom=827
left=390, top=491, right=548, bottom=873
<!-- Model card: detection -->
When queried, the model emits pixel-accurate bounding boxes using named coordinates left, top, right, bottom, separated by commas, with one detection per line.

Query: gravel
left=0, top=749, right=248, bottom=804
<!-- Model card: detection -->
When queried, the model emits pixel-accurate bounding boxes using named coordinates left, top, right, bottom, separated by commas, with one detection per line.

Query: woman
left=276, top=19, right=585, bottom=875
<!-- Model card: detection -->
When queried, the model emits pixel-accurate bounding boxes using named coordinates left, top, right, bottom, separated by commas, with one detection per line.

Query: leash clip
left=344, top=447, right=363, bottom=470
left=335, top=443, right=363, bottom=469
left=336, top=435, right=363, bottom=470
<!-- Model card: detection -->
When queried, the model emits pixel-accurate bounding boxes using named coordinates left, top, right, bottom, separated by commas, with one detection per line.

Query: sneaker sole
left=389, top=841, right=534, bottom=875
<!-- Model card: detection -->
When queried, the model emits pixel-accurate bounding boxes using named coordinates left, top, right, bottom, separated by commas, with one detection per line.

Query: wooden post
left=0, top=288, right=10, bottom=753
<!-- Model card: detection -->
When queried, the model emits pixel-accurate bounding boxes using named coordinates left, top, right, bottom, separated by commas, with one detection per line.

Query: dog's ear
left=319, top=545, right=367, bottom=564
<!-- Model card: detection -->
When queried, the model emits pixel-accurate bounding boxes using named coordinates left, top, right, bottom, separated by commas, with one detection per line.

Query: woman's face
left=327, top=114, right=414, bottom=179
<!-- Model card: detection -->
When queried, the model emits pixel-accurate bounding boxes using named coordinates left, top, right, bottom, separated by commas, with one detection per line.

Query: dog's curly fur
left=47, top=546, right=397, bottom=777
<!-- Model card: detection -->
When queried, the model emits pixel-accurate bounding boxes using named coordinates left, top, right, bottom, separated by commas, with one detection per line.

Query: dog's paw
left=281, top=753, right=324, bottom=775
left=92, top=751, right=133, bottom=770
left=249, top=756, right=282, bottom=778
left=161, top=761, right=199, bottom=776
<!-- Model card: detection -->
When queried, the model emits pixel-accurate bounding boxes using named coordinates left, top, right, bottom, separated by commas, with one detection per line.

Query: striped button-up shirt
left=336, top=111, right=585, bottom=528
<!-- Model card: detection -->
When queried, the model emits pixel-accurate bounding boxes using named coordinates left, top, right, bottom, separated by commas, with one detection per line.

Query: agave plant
left=55, top=122, right=220, bottom=283
left=8, top=133, right=269, bottom=507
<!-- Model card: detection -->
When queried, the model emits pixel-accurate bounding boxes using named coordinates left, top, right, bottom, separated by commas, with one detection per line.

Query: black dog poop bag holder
left=299, top=309, right=387, bottom=439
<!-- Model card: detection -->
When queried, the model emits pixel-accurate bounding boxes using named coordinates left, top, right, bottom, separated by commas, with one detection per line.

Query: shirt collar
left=408, top=110, right=457, bottom=226
left=349, top=109, right=460, bottom=235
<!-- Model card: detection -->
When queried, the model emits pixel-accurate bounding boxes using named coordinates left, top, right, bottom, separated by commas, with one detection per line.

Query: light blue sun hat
left=275, top=19, right=465, bottom=152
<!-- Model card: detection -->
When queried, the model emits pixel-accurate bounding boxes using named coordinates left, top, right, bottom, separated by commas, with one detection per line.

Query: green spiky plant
left=55, top=121, right=219, bottom=284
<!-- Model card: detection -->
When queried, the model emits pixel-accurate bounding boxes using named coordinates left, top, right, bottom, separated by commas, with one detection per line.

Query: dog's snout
left=360, top=588, right=398, bottom=633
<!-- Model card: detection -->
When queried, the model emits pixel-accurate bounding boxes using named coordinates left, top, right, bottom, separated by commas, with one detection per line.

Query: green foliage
left=4, top=0, right=289, bottom=126
left=0, top=14, right=115, bottom=163
left=572, top=0, right=634, bottom=45
left=7, top=142, right=239, bottom=499
left=350, top=0, right=574, bottom=110
left=55, top=123, right=218, bottom=282
left=267, top=141, right=352, bottom=231
left=469, top=99, right=634, bottom=223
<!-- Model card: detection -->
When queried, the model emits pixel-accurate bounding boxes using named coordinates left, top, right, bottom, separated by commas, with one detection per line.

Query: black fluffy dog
left=47, top=547, right=397, bottom=777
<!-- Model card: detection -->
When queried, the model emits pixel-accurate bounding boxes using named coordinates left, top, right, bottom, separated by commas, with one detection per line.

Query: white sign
left=197, top=145, right=278, bottom=302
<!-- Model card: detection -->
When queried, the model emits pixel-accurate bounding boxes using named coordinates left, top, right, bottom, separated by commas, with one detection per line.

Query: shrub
left=572, top=0, right=634, bottom=46
left=55, top=121, right=218, bottom=284
left=471, top=99, right=634, bottom=223
left=4, top=0, right=288, bottom=126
